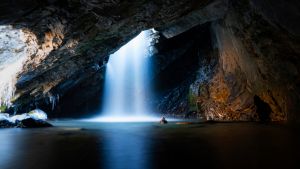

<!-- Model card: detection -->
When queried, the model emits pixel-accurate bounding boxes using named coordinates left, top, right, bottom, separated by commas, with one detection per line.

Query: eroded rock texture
left=200, top=0, right=300, bottom=122
left=1, top=0, right=300, bottom=123
left=150, top=0, right=300, bottom=123
left=1, top=0, right=212, bottom=117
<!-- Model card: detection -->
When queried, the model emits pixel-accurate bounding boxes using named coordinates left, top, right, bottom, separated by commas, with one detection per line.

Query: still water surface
left=0, top=121, right=299, bottom=169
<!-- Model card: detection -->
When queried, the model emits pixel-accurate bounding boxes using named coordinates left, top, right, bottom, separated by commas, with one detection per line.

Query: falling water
left=0, top=26, right=31, bottom=108
left=91, top=29, right=157, bottom=122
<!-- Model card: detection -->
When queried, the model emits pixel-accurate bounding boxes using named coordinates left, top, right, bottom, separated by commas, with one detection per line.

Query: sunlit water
left=0, top=25, right=32, bottom=107
left=93, top=29, right=157, bottom=121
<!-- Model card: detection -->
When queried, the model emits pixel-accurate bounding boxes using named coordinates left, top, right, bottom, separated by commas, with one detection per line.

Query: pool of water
left=0, top=120, right=299, bottom=169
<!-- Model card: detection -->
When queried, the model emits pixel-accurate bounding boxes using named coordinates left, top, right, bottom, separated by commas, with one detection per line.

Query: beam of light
left=0, top=25, right=31, bottom=107
left=89, top=29, right=158, bottom=122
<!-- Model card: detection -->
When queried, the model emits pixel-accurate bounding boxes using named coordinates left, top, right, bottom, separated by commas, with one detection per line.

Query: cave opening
left=52, top=23, right=216, bottom=120
left=1, top=1, right=300, bottom=168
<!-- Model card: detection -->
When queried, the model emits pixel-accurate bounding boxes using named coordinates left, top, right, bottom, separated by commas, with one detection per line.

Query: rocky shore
left=0, top=109, right=52, bottom=128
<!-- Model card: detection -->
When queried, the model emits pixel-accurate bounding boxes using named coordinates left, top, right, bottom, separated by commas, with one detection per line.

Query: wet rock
left=0, top=117, right=52, bottom=128
left=0, top=109, right=52, bottom=128
left=160, top=117, right=168, bottom=124
left=28, top=109, right=48, bottom=121
left=0, top=119, right=15, bottom=128
left=0, top=113, right=10, bottom=120
left=17, top=118, right=52, bottom=128
left=0, top=113, right=14, bottom=128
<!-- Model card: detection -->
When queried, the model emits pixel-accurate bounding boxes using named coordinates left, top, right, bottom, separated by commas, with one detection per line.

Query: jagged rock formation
left=155, top=0, right=300, bottom=123
left=197, top=0, right=300, bottom=123
left=0, top=0, right=299, bottom=123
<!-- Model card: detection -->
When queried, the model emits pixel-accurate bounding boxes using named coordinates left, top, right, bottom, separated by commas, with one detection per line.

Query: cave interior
left=0, top=0, right=300, bottom=169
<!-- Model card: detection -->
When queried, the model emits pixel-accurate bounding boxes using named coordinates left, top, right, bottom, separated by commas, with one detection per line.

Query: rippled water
left=0, top=121, right=299, bottom=169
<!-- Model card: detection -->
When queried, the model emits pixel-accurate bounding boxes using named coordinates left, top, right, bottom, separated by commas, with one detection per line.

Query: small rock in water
left=18, top=118, right=53, bottom=128
left=160, top=117, right=168, bottom=124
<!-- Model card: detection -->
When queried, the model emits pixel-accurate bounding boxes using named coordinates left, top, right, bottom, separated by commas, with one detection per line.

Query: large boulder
left=0, top=109, right=52, bottom=128
left=17, top=118, right=52, bottom=128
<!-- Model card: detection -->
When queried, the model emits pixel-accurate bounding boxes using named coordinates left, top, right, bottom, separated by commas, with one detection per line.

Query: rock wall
left=0, top=0, right=299, bottom=123
left=185, top=0, right=300, bottom=122
left=151, top=0, right=300, bottom=123
left=151, top=23, right=218, bottom=118
left=0, top=0, right=213, bottom=115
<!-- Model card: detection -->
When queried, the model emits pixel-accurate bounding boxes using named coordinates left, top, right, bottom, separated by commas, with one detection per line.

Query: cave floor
left=0, top=120, right=299, bottom=169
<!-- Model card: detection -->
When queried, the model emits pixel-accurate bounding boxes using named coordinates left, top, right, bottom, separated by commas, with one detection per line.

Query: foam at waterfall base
left=83, top=115, right=178, bottom=123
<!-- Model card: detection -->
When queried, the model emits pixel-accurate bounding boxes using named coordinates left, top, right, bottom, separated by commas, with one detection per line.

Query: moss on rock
left=0, top=105, right=7, bottom=112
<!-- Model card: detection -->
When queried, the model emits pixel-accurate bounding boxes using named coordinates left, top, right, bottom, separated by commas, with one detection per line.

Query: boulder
left=160, top=117, right=168, bottom=124
left=0, top=109, right=52, bottom=128
left=0, top=119, right=15, bottom=128
left=18, top=118, right=52, bottom=128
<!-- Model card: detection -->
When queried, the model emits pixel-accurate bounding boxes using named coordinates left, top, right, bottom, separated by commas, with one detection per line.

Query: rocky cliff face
left=154, top=0, right=300, bottom=123
left=1, top=0, right=300, bottom=123
left=1, top=0, right=213, bottom=116
left=198, top=0, right=300, bottom=122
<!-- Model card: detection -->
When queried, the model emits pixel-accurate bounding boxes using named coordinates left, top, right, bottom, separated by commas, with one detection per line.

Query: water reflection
left=0, top=122, right=154, bottom=169
left=0, top=121, right=299, bottom=169
left=0, top=129, right=22, bottom=169
left=101, top=123, right=152, bottom=169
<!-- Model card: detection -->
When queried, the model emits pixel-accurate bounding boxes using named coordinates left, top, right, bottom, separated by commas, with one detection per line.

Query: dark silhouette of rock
left=1, top=118, right=52, bottom=128
left=160, top=117, right=168, bottom=124
left=254, top=95, right=272, bottom=123
left=19, top=118, right=53, bottom=128
left=0, top=120, right=15, bottom=128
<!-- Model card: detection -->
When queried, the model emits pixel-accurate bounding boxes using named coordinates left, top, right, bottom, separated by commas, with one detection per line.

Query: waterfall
left=0, top=26, right=31, bottom=108
left=91, top=29, right=157, bottom=122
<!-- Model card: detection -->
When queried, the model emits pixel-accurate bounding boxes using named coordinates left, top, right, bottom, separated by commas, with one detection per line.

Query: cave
left=0, top=0, right=300, bottom=169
